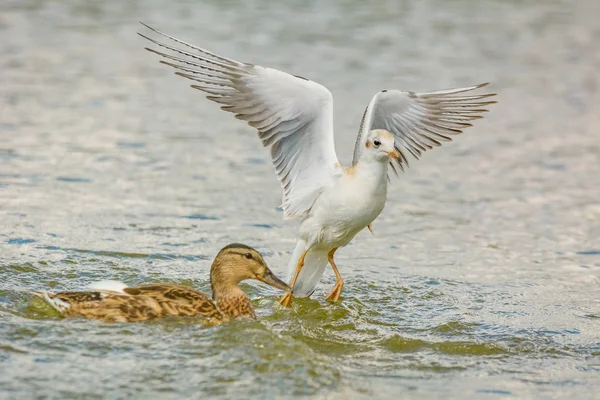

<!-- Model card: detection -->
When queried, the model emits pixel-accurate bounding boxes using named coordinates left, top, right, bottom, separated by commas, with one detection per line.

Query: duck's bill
left=256, top=268, right=290, bottom=291
left=387, top=150, right=400, bottom=159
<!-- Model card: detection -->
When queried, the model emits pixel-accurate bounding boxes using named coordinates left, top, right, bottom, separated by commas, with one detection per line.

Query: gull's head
left=364, top=129, right=399, bottom=162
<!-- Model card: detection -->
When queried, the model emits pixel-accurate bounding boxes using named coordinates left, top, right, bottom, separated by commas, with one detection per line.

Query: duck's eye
left=244, top=253, right=253, bottom=260
left=373, top=139, right=381, bottom=147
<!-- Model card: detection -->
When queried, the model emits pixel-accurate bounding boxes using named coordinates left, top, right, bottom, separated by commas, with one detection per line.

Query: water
left=1, top=0, right=599, bottom=398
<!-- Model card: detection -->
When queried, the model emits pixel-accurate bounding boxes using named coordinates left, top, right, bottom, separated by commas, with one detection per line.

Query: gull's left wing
left=352, top=84, right=497, bottom=174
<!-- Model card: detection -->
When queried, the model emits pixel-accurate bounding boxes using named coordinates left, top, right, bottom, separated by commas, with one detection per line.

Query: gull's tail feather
left=287, top=240, right=329, bottom=297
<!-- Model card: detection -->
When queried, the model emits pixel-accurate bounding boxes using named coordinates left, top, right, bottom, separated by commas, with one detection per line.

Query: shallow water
left=1, top=0, right=599, bottom=398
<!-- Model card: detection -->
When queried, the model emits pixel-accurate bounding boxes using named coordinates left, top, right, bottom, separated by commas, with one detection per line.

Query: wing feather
left=353, top=83, right=496, bottom=170
left=140, top=24, right=340, bottom=218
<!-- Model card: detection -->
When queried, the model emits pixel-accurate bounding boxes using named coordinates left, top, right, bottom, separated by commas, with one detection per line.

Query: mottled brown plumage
left=33, top=244, right=290, bottom=323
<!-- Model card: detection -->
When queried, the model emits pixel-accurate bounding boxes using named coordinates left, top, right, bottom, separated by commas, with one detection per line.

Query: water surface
left=1, top=0, right=599, bottom=398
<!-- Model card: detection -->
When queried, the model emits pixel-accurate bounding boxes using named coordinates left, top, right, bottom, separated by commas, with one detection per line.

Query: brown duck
left=32, top=244, right=290, bottom=323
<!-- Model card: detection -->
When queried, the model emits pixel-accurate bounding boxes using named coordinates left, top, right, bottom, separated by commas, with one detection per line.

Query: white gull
left=138, top=23, right=497, bottom=306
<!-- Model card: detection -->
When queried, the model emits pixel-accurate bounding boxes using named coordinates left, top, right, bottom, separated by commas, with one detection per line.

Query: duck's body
left=33, top=244, right=289, bottom=323
left=41, top=283, right=227, bottom=323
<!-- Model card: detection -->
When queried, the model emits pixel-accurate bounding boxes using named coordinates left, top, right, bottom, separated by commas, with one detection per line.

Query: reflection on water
left=1, top=0, right=599, bottom=398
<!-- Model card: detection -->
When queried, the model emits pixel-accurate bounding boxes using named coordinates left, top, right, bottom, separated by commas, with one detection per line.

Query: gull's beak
left=256, top=267, right=290, bottom=292
left=387, top=150, right=400, bottom=159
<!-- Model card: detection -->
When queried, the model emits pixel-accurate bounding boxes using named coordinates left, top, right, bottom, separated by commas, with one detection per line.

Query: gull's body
left=290, top=146, right=391, bottom=297
left=139, top=23, right=496, bottom=305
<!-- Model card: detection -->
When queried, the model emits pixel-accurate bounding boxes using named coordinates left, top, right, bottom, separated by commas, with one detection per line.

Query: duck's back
left=46, top=284, right=225, bottom=323
left=124, top=284, right=224, bottom=321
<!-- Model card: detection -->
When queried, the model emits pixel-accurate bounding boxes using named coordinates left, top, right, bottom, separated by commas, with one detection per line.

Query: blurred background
left=1, top=0, right=599, bottom=399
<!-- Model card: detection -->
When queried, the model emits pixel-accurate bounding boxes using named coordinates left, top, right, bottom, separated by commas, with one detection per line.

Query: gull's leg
left=279, top=249, right=308, bottom=307
left=325, top=248, right=343, bottom=302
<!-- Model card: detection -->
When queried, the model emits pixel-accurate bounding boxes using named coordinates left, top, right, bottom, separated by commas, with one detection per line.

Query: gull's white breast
left=299, top=161, right=388, bottom=249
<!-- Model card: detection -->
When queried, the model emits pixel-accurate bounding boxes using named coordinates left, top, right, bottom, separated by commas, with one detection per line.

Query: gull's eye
left=373, top=139, right=381, bottom=147
left=244, top=253, right=253, bottom=260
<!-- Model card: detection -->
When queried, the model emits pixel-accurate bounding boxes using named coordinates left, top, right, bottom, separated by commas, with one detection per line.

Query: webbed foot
left=279, top=291, right=293, bottom=307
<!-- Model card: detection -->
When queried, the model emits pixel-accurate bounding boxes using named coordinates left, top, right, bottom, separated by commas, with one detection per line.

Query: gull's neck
left=345, top=155, right=389, bottom=198
left=353, top=155, right=389, bottom=181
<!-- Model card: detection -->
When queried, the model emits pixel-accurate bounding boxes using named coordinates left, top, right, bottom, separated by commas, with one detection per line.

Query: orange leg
left=325, top=248, right=343, bottom=302
left=279, top=249, right=308, bottom=307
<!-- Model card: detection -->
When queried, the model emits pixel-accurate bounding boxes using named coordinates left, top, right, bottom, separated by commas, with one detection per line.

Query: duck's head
left=210, top=244, right=290, bottom=295
left=364, top=129, right=399, bottom=162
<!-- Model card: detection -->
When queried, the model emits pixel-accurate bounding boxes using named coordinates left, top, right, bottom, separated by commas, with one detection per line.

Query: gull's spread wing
left=353, top=83, right=496, bottom=174
left=139, top=24, right=341, bottom=219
